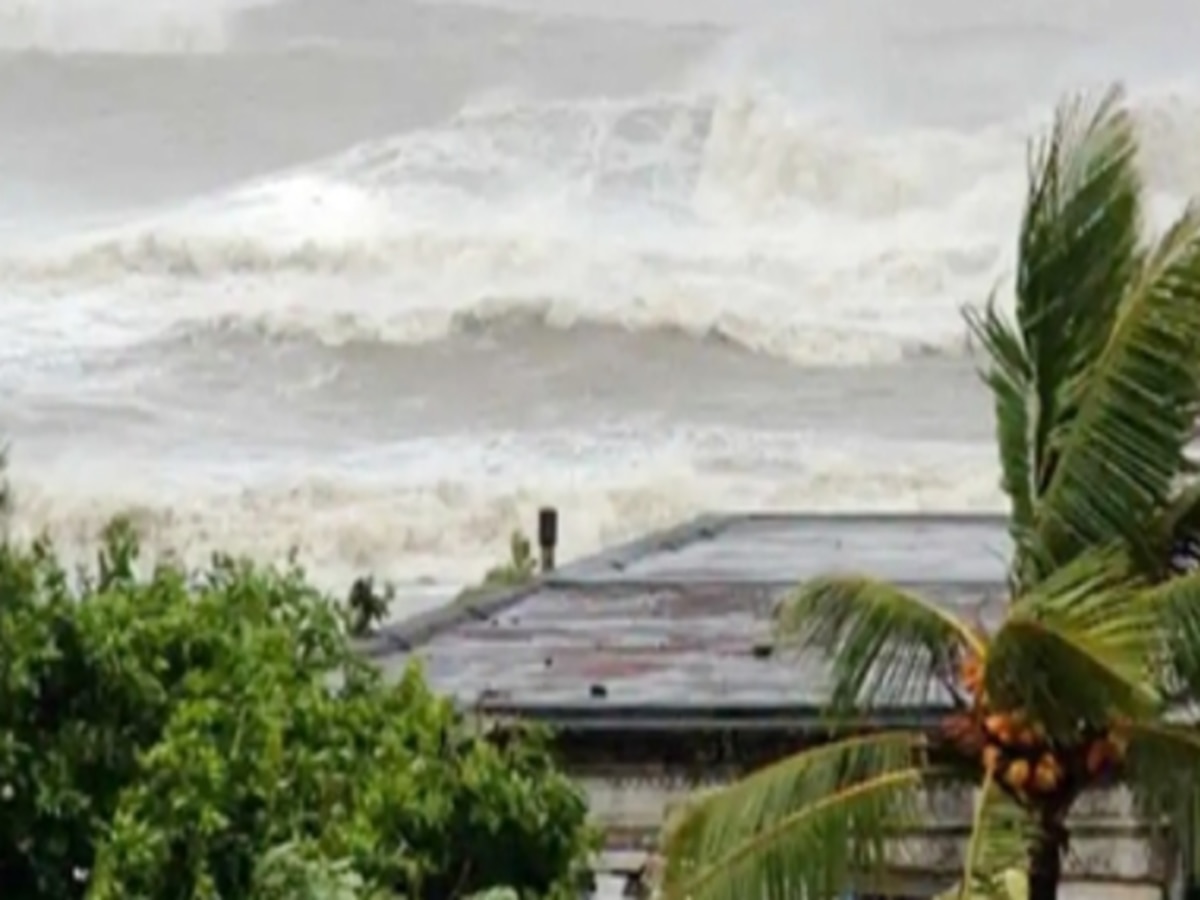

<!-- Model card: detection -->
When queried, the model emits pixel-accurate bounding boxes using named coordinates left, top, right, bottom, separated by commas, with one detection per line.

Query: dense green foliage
left=0, top=509, right=594, bottom=900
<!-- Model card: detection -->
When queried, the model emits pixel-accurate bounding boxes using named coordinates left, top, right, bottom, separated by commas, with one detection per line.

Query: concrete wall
left=578, top=773, right=1172, bottom=892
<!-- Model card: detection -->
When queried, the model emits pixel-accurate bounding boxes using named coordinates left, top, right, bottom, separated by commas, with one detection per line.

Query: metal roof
left=365, top=512, right=1013, bottom=727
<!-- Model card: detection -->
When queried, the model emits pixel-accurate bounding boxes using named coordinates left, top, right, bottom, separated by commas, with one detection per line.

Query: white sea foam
left=0, top=87, right=1030, bottom=366
left=6, top=427, right=1002, bottom=596
left=8, top=82, right=1200, bottom=369
left=4, top=0, right=1199, bottom=587
left=0, top=0, right=267, bottom=53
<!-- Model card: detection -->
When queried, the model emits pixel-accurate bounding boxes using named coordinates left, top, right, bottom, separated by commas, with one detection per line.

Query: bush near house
left=0, top=457, right=594, bottom=900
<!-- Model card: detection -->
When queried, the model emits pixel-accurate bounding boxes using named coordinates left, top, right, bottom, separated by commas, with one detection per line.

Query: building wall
left=576, top=773, right=1174, bottom=892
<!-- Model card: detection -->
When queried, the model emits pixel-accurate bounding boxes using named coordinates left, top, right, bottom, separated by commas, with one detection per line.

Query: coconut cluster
left=938, top=653, right=1128, bottom=802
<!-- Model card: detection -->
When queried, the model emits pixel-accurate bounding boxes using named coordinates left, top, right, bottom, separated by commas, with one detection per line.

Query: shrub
left=0, top=518, right=594, bottom=899
left=456, top=531, right=538, bottom=604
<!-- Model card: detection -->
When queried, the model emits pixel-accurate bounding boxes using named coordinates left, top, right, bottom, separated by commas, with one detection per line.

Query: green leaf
left=964, top=292, right=1037, bottom=585
left=777, top=576, right=983, bottom=713
left=1140, top=570, right=1200, bottom=701
left=986, top=544, right=1159, bottom=735
left=1015, top=86, right=1142, bottom=538
left=661, top=732, right=936, bottom=900
left=954, top=773, right=1036, bottom=900
left=0, top=516, right=592, bottom=900
left=1122, top=721, right=1200, bottom=826
left=1027, top=198, right=1200, bottom=576
left=1143, top=481, right=1200, bottom=575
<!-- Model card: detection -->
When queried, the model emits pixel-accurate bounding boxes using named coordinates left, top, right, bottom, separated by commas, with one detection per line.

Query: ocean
left=2, top=0, right=1199, bottom=604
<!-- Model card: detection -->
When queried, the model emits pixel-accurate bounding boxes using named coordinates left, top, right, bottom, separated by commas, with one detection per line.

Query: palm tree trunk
left=1028, top=819, right=1067, bottom=900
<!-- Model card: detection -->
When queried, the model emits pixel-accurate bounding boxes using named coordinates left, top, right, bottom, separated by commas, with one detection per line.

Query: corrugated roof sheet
left=369, top=513, right=1013, bottom=722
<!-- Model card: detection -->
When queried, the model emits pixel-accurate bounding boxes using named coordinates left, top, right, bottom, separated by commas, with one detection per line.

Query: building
left=362, top=512, right=1187, bottom=899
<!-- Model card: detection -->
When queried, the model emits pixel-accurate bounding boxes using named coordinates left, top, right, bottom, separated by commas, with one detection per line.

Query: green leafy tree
left=344, top=575, right=394, bottom=637
left=0, top=519, right=594, bottom=899
left=662, top=85, right=1200, bottom=900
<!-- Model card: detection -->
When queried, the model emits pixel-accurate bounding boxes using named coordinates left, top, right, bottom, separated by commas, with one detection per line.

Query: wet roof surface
left=369, top=513, right=1013, bottom=723
left=566, top=512, right=1012, bottom=584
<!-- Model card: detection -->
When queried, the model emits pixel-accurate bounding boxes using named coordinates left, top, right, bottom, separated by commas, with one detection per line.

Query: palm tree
left=661, top=85, right=1200, bottom=900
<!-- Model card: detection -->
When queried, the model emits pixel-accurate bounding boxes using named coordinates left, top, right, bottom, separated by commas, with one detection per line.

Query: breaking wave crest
left=9, top=81, right=1200, bottom=365
left=0, top=86, right=1032, bottom=366
left=0, top=0, right=263, bottom=54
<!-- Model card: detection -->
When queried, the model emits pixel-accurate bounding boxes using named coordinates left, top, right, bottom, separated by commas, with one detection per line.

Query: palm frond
left=660, top=732, right=936, bottom=900
left=1063, top=567, right=1200, bottom=707
left=1122, top=721, right=1200, bottom=829
left=964, top=292, right=1037, bottom=586
left=1140, top=570, right=1200, bottom=702
left=1027, top=198, right=1200, bottom=576
left=776, top=576, right=983, bottom=714
left=937, top=869, right=1028, bottom=900
left=1162, top=481, right=1200, bottom=540
left=1007, top=84, right=1144, bottom=585
left=1145, top=481, right=1200, bottom=576
left=986, top=545, right=1159, bottom=736
left=954, top=773, right=1037, bottom=900
left=1017, top=85, right=1142, bottom=380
